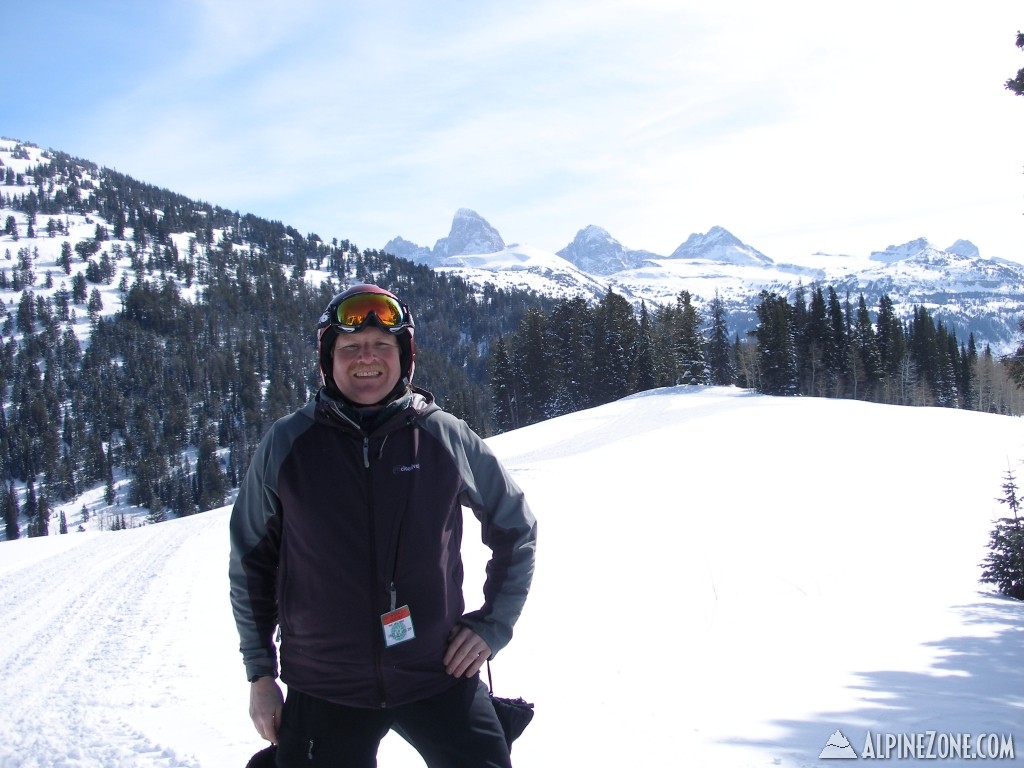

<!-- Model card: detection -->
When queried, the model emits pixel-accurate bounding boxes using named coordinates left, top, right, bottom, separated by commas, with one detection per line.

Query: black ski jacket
left=229, top=387, right=536, bottom=708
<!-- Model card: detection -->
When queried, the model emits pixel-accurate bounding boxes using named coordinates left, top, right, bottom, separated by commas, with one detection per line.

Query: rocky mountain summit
left=385, top=208, right=505, bottom=267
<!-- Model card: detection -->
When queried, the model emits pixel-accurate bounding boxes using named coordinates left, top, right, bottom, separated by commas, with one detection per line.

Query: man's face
left=332, top=326, right=402, bottom=405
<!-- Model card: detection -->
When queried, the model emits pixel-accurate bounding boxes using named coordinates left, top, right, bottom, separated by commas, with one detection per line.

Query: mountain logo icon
left=819, top=729, right=859, bottom=759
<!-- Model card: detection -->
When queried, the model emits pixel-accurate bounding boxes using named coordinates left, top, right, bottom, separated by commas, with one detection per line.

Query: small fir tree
left=1006, top=31, right=1024, bottom=97
left=980, top=468, right=1024, bottom=600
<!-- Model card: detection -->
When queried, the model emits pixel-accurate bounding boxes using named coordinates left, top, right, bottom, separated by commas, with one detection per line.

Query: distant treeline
left=488, top=285, right=1024, bottom=432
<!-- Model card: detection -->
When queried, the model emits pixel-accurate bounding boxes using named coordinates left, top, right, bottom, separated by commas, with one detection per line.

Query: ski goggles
left=329, top=292, right=414, bottom=334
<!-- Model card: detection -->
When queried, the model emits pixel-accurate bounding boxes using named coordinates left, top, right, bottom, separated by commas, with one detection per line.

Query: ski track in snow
left=0, top=516, right=226, bottom=768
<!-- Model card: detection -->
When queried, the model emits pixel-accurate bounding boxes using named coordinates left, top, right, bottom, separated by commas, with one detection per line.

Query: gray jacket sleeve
left=228, top=409, right=304, bottom=681
left=421, top=411, right=537, bottom=656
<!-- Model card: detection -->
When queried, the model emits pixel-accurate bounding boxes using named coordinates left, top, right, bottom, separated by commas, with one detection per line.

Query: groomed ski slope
left=1, top=387, right=1023, bottom=767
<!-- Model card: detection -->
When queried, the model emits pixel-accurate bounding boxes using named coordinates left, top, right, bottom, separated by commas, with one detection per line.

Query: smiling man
left=229, top=284, right=537, bottom=768
left=331, top=326, right=403, bottom=405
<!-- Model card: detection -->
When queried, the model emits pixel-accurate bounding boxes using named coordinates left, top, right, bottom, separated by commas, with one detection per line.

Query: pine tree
left=590, top=289, right=638, bottom=405
left=849, top=294, right=882, bottom=399
left=706, top=291, right=734, bottom=386
left=801, top=286, right=831, bottom=397
left=104, top=466, right=116, bottom=506
left=960, top=334, right=979, bottom=410
left=1006, top=31, right=1024, bottom=97
left=630, top=302, right=658, bottom=392
left=547, top=297, right=593, bottom=414
left=824, top=287, right=849, bottom=397
left=2, top=482, right=19, bottom=541
left=674, top=291, right=707, bottom=385
left=513, top=309, right=555, bottom=425
left=196, top=430, right=227, bottom=512
left=488, top=336, right=519, bottom=432
left=980, top=467, right=1024, bottom=600
left=753, top=291, right=798, bottom=396
left=25, top=480, right=45, bottom=537
left=874, top=294, right=902, bottom=371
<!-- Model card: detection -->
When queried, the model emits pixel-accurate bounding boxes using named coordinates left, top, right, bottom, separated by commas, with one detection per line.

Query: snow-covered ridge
left=387, top=209, right=1024, bottom=353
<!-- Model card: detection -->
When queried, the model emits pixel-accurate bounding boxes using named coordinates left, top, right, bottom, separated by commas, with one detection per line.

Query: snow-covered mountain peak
left=947, top=239, right=981, bottom=260
left=869, top=237, right=934, bottom=264
left=556, top=224, right=654, bottom=275
left=433, top=208, right=505, bottom=259
left=382, top=235, right=432, bottom=264
left=668, top=225, right=773, bottom=267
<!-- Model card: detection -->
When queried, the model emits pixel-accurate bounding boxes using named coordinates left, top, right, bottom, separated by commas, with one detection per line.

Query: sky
left=2, top=386, right=1024, bottom=767
left=4, top=2, right=1024, bottom=263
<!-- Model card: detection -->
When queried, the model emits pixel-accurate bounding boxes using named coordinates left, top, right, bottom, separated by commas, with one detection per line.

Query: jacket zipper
left=366, top=434, right=389, bottom=707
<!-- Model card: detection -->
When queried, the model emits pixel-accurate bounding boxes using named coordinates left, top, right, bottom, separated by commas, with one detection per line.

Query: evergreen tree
left=824, top=287, right=849, bottom=397
left=706, top=291, right=734, bottom=386
left=1006, top=31, right=1024, bottom=97
left=513, top=308, right=555, bottom=426
left=488, top=336, right=519, bottom=432
left=753, top=291, right=798, bottom=396
left=980, top=467, right=1024, bottom=600
left=1005, top=318, right=1024, bottom=389
left=875, top=294, right=907, bottom=402
left=24, top=480, right=45, bottom=537
left=194, top=430, right=227, bottom=514
left=2, top=482, right=19, bottom=541
left=849, top=294, right=882, bottom=399
left=546, top=297, right=594, bottom=414
left=590, top=289, right=638, bottom=405
left=87, top=287, right=103, bottom=324
left=657, top=291, right=707, bottom=386
left=801, top=286, right=831, bottom=396
left=630, top=302, right=658, bottom=392
left=960, top=334, right=979, bottom=410
left=71, top=272, right=87, bottom=303
left=104, top=465, right=116, bottom=506
left=908, top=306, right=939, bottom=399
left=679, top=291, right=707, bottom=384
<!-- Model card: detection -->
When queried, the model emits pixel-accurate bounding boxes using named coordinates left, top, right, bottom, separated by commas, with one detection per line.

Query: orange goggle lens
left=334, top=293, right=408, bottom=331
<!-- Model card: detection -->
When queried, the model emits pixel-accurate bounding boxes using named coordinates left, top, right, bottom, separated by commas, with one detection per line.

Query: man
left=229, top=284, right=536, bottom=767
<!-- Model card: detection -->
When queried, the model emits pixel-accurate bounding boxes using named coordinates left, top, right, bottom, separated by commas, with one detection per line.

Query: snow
left=2, top=386, right=1023, bottom=767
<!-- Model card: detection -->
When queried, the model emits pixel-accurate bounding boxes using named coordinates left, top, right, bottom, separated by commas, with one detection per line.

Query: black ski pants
left=275, top=676, right=513, bottom=768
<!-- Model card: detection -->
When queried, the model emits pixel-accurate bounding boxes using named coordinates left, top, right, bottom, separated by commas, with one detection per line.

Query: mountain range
left=386, top=209, right=1024, bottom=354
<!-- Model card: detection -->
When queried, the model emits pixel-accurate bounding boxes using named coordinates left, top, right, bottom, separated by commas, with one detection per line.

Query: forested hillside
left=0, top=139, right=552, bottom=539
